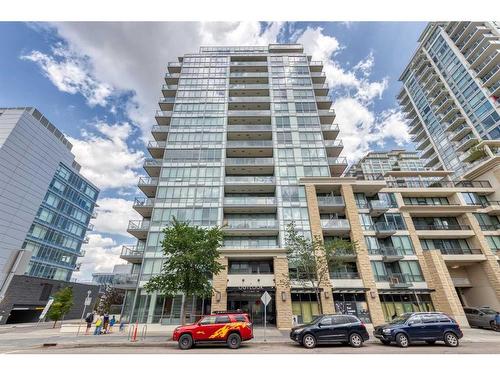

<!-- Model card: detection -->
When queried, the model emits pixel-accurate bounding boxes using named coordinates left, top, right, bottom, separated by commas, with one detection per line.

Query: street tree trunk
left=52, top=320, right=58, bottom=328
left=315, top=289, right=323, bottom=315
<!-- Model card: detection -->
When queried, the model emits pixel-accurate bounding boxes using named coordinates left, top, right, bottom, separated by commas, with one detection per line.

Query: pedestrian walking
left=108, top=315, right=116, bottom=333
left=84, top=311, right=95, bottom=335
left=119, top=321, right=125, bottom=332
left=103, top=313, right=110, bottom=333
left=494, top=311, right=500, bottom=332
left=94, top=316, right=103, bottom=335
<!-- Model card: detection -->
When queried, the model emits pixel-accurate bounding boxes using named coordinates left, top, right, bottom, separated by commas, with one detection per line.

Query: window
left=234, top=315, right=246, bottom=322
left=199, top=316, right=217, bottom=325
left=215, top=315, right=230, bottom=324
left=319, top=317, right=332, bottom=325
left=331, top=316, right=349, bottom=325
left=407, top=316, right=422, bottom=325
left=421, top=314, right=437, bottom=324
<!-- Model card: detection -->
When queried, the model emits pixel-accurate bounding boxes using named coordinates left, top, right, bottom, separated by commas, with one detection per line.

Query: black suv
left=373, top=312, right=463, bottom=348
left=290, top=314, right=370, bottom=349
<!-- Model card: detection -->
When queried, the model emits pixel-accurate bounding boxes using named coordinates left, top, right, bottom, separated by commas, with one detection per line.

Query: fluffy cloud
left=73, top=234, right=127, bottom=282
left=93, top=197, right=141, bottom=236
left=68, top=121, right=144, bottom=190
left=296, top=26, right=407, bottom=162
left=21, top=45, right=112, bottom=107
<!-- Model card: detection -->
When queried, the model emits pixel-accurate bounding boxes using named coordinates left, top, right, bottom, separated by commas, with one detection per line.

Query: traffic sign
left=84, top=297, right=92, bottom=306
left=261, top=291, right=271, bottom=306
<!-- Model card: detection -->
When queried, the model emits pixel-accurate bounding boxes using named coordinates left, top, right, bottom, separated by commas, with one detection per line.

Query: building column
left=274, top=255, right=293, bottom=329
left=211, top=256, right=228, bottom=312
left=461, top=212, right=500, bottom=308
left=340, top=184, right=385, bottom=326
left=304, top=184, right=335, bottom=314
left=401, top=211, right=468, bottom=326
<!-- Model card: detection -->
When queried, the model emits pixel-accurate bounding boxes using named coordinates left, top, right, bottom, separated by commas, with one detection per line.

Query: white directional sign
left=261, top=291, right=272, bottom=306
left=38, top=297, right=54, bottom=320
left=84, top=297, right=92, bottom=306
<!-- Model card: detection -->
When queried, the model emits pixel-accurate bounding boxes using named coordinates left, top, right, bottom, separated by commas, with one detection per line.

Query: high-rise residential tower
left=0, top=107, right=99, bottom=300
left=398, top=22, right=500, bottom=178
left=121, top=44, right=347, bottom=328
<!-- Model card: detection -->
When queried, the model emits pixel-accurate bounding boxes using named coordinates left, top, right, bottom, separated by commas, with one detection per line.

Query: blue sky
left=0, top=22, right=426, bottom=280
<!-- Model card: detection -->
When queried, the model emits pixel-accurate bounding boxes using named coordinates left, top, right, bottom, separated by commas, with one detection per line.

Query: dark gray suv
left=464, top=307, right=498, bottom=330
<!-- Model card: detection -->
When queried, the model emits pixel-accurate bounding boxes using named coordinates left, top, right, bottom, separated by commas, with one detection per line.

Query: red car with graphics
left=172, top=312, right=253, bottom=349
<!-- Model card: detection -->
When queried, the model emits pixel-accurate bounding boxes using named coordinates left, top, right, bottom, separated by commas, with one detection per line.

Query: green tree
left=144, top=217, right=225, bottom=324
left=97, top=286, right=124, bottom=315
left=284, top=222, right=357, bottom=314
left=47, top=287, right=74, bottom=328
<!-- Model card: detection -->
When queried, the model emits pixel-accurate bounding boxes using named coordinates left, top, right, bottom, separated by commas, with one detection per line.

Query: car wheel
left=302, top=334, right=317, bottom=349
left=178, top=334, right=193, bottom=350
left=425, top=340, right=436, bottom=345
left=380, top=339, right=391, bottom=346
left=349, top=333, right=363, bottom=348
left=395, top=333, right=409, bottom=348
left=227, top=333, right=241, bottom=349
left=444, top=332, right=459, bottom=347
left=490, top=321, right=497, bottom=331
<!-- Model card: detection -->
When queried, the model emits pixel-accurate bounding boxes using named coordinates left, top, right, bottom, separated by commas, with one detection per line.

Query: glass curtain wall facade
left=399, top=22, right=500, bottom=177
left=24, top=163, right=99, bottom=281
left=122, top=44, right=347, bottom=325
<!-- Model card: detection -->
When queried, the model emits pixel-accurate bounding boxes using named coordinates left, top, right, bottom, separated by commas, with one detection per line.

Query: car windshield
left=390, top=314, right=411, bottom=324
left=480, top=308, right=497, bottom=314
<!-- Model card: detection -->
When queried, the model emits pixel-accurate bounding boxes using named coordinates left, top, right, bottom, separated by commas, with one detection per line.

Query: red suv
left=172, top=312, right=253, bottom=350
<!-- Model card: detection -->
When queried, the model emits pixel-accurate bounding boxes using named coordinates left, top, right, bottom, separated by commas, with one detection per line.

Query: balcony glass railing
left=224, top=197, right=276, bottom=206
left=320, top=219, right=350, bottom=230
left=147, top=141, right=166, bottom=148
left=225, top=157, right=274, bottom=166
left=225, top=220, right=278, bottom=230
left=121, top=245, right=145, bottom=257
left=330, top=271, right=360, bottom=279
left=128, top=220, right=150, bottom=230
left=151, top=125, right=169, bottom=133
left=324, top=140, right=343, bottom=147
left=369, top=246, right=414, bottom=256
left=317, top=196, right=345, bottom=206
left=369, top=200, right=391, bottom=210
left=227, top=124, right=272, bottom=132
left=373, top=222, right=399, bottom=232
left=144, top=158, right=162, bottom=167
left=430, top=248, right=482, bottom=255
left=133, top=198, right=155, bottom=206
left=413, top=223, right=471, bottom=231
left=225, top=176, right=275, bottom=184
left=479, top=224, right=500, bottom=231
left=226, top=140, right=273, bottom=148
left=138, top=177, right=158, bottom=185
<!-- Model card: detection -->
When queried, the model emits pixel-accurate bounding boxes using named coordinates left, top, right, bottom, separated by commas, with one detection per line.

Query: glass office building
left=399, top=22, right=500, bottom=178
left=121, top=44, right=347, bottom=328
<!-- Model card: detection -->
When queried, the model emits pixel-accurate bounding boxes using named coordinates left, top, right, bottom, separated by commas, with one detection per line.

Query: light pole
left=77, top=290, right=92, bottom=336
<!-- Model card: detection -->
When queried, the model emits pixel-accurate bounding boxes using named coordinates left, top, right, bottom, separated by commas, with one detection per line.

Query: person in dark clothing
left=103, top=313, right=110, bottom=334
left=85, top=311, right=95, bottom=335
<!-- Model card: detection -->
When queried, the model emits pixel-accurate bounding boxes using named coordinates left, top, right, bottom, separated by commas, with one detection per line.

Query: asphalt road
left=6, top=341, right=500, bottom=354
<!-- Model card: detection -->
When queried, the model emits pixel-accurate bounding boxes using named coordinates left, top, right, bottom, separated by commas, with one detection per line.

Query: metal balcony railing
left=225, top=176, right=275, bottom=184
left=432, top=248, right=482, bottom=255
left=121, top=245, right=145, bottom=258
left=225, top=157, right=274, bottom=166
left=225, top=220, right=278, bottom=230
left=224, top=197, right=276, bottom=206
left=413, top=223, right=471, bottom=231
left=226, top=140, right=273, bottom=148
left=330, top=271, right=360, bottom=279
left=317, top=196, right=345, bottom=206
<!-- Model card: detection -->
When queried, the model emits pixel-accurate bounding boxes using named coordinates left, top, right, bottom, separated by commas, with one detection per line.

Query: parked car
left=172, top=312, right=253, bottom=350
left=464, top=306, right=499, bottom=330
left=290, top=314, right=370, bottom=349
left=373, top=312, right=463, bottom=348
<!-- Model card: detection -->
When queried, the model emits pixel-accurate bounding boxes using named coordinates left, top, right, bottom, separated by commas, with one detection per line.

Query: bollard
left=131, top=322, right=139, bottom=342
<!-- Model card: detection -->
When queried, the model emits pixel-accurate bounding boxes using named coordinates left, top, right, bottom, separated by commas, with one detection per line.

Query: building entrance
left=227, top=290, right=275, bottom=326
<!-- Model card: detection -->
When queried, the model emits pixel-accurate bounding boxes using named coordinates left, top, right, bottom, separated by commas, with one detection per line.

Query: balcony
left=330, top=271, right=360, bottom=279
left=167, top=62, right=181, bottom=73
left=147, top=141, right=166, bottom=158
left=369, top=246, right=412, bottom=261
left=388, top=273, right=414, bottom=288
left=228, top=83, right=269, bottom=92
left=373, top=222, right=398, bottom=238
left=452, top=277, right=472, bottom=288
left=225, top=157, right=274, bottom=175
left=227, top=124, right=272, bottom=140
left=328, top=157, right=348, bottom=176
left=133, top=198, right=155, bottom=217
left=161, top=84, right=177, bottom=96
left=151, top=125, right=169, bottom=141
left=479, top=224, right=500, bottom=231
left=224, top=219, right=279, bottom=236
left=318, top=109, right=336, bottom=124
left=120, top=245, right=144, bottom=264
left=227, top=109, right=271, bottom=124
left=321, top=219, right=351, bottom=235
left=224, top=176, right=275, bottom=194
left=158, top=96, right=175, bottom=111
left=317, top=196, right=345, bottom=213
left=315, top=96, right=333, bottom=110
left=309, top=61, right=323, bottom=71
left=444, top=115, right=466, bottom=132
left=138, top=177, right=158, bottom=197
left=313, top=83, right=329, bottom=96
left=455, top=134, right=478, bottom=152
left=413, top=223, right=474, bottom=239
left=311, top=71, right=327, bottom=83
left=324, top=140, right=343, bottom=157
left=164, top=72, right=180, bottom=85
left=127, top=220, right=150, bottom=239
left=226, top=140, right=273, bottom=157
left=450, top=124, right=472, bottom=141
left=143, top=158, right=162, bottom=177
left=229, top=72, right=268, bottom=84
left=155, top=110, right=172, bottom=125
left=480, top=201, right=500, bottom=215
left=368, top=200, right=391, bottom=216
left=228, top=96, right=270, bottom=109
left=321, top=124, right=340, bottom=139
left=223, top=196, right=277, bottom=213
left=112, top=273, right=139, bottom=289
left=401, top=202, right=477, bottom=216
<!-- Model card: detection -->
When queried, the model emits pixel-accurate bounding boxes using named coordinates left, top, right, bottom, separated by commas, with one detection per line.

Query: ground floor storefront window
left=291, top=293, right=320, bottom=324
left=121, top=290, right=210, bottom=324
left=333, top=292, right=371, bottom=323
left=379, top=292, right=434, bottom=321
left=227, top=290, right=275, bottom=325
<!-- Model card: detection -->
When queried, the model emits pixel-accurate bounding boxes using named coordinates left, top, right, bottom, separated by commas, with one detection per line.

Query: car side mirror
left=479, top=312, right=484, bottom=316
left=407, top=322, right=413, bottom=326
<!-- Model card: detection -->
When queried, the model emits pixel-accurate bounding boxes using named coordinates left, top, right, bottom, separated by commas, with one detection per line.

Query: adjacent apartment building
left=0, top=107, right=99, bottom=322
left=398, top=21, right=499, bottom=177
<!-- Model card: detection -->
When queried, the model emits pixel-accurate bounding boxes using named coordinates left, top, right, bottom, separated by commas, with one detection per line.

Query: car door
left=405, top=315, right=425, bottom=340
left=193, top=315, right=218, bottom=341
left=315, top=316, right=335, bottom=342
left=467, top=308, right=480, bottom=326
left=420, top=314, right=441, bottom=339
left=330, top=316, right=350, bottom=342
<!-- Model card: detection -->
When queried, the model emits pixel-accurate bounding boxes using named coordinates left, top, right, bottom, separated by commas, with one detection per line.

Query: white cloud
left=93, top=197, right=141, bottom=236
left=21, top=45, right=112, bottom=107
left=68, top=121, right=144, bottom=190
left=73, top=234, right=127, bottom=282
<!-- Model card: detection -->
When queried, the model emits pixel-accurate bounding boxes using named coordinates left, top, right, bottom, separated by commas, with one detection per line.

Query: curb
left=41, top=340, right=292, bottom=349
